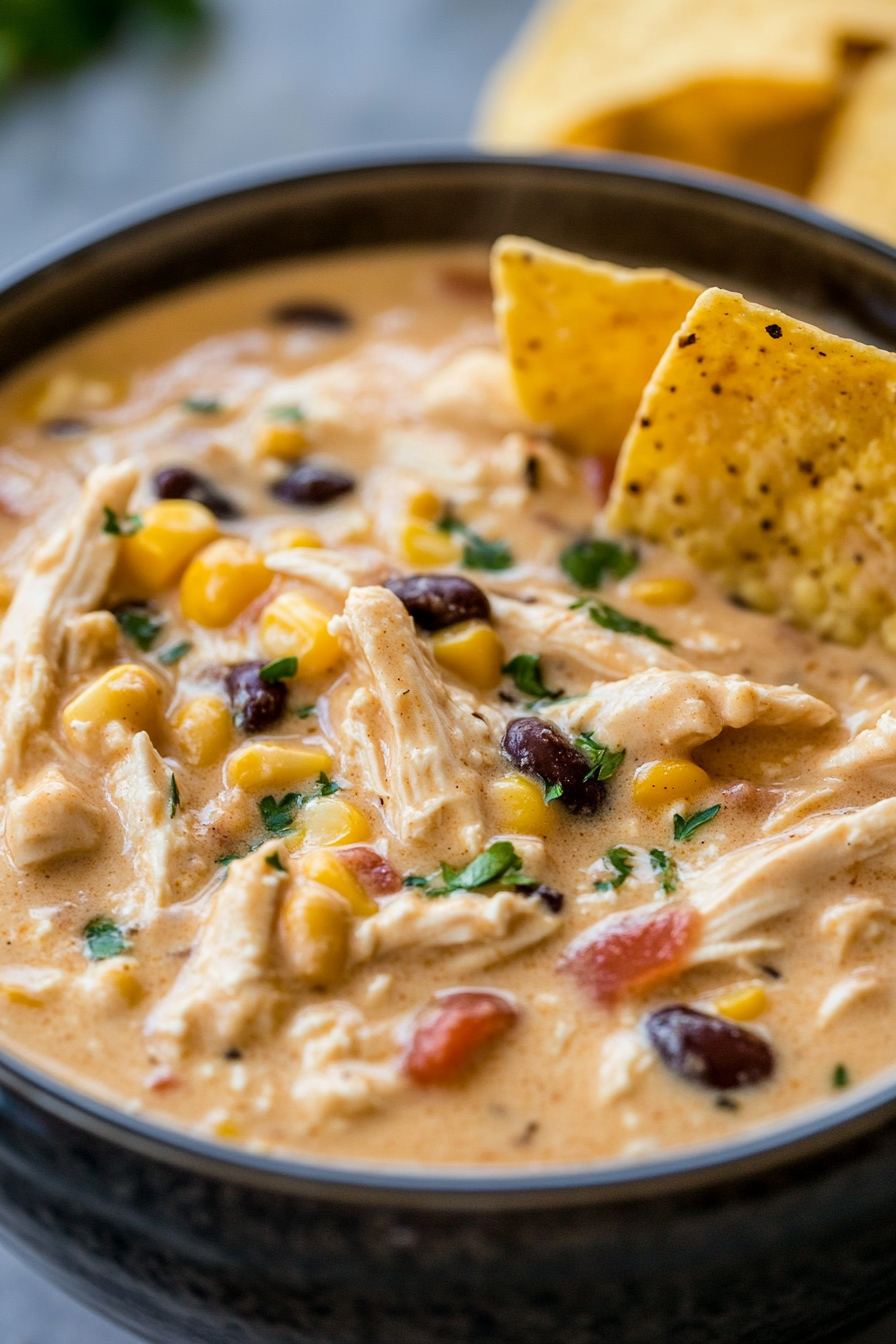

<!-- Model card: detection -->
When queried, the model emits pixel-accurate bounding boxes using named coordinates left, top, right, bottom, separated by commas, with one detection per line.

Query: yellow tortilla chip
left=477, top=0, right=896, bottom=194
left=491, top=236, right=701, bottom=457
left=607, top=287, right=896, bottom=646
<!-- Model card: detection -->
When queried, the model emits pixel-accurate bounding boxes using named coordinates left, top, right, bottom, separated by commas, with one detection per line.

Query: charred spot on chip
left=711, top=384, right=722, bottom=394
left=641, top=417, right=651, bottom=427
left=678, top=333, right=697, bottom=347
left=765, top=323, right=783, bottom=339
left=797, top=460, right=814, bottom=474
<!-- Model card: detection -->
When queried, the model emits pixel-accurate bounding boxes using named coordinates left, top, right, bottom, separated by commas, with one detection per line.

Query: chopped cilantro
left=560, top=538, right=638, bottom=589
left=574, top=731, right=626, bottom=782
left=102, top=506, right=142, bottom=537
left=544, top=782, right=564, bottom=804
left=182, top=395, right=222, bottom=414
left=315, top=771, right=339, bottom=797
left=673, top=804, right=721, bottom=842
left=594, top=846, right=633, bottom=891
left=502, top=653, right=562, bottom=701
left=169, top=773, right=180, bottom=818
left=259, top=656, right=298, bottom=682
left=259, top=792, right=300, bottom=834
left=216, top=853, right=240, bottom=867
left=433, top=840, right=529, bottom=895
left=158, top=639, right=192, bottom=666
left=649, top=848, right=678, bottom=894
left=268, top=404, right=305, bottom=422
left=84, top=916, right=129, bottom=961
left=832, top=1063, right=850, bottom=1089
left=583, top=600, right=673, bottom=647
left=265, top=852, right=287, bottom=872
left=403, top=874, right=430, bottom=889
left=114, top=604, right=163, bottom=651
left=294, top=703, right=317, bottom=719
left=437, top=504, right=514, bottom=571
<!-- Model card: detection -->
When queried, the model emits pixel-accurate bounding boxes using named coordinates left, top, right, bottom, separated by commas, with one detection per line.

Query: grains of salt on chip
left=491, top=236, right=701, bottom=458
left=607, top=286, right=896, bottom=647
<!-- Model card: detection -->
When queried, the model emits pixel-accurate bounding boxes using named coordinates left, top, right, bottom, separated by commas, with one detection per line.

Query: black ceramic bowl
left=2, top=150, right=896, bottom=1344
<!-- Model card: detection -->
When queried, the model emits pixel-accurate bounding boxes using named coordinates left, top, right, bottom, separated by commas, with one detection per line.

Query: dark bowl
left=2, top=149, right=896, bottom=1344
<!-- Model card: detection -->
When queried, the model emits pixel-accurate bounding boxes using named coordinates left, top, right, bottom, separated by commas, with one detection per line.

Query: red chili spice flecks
left=403, top=991, right=518, bottom=1085
left=557, top=905, right=702, bottom=1005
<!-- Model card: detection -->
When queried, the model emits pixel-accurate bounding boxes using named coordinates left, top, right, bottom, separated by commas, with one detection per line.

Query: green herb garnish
left=502, top=653, right=562, bottom=701
left=583, top=599, right=673, bottom=647
left=649, top=848, right=678, bottom=894
left=594, top=846, right=634, bottom=891
left=673, top=804, right=721, bottom=842
left=182, top=395, right=222, bottom=414
left=266, top=852, right=287, bottom=872
left=315, top=771, right=339, bottom=797
left=428, top=841, right=534, bottom=896
left=294, top=704, right=317, bottom=719
left=544, top=782, right=564, bottom=803
left=83, top=916, right=129, bottom=961
left=259, top=793, right=300, bottom=834
left=114, top=604, right=163, bottom=651
left=102, top=506, right=142, bottom=537
left=560, top=538, right=638, bottom=589
left=574, top=731, right=626, bottom=782
left=832, top=1063, right=850, bottom=1089
left=268, top=404, right=305, bottom=422
left=259, top=656, right=298, bottom=682
left=169, top=773, right=180, bottom=817
left=158, top=639, right=192, bottom=666
left=403, top=874, right=430, bottom=889
left=437, top=505, right=514, bottom=571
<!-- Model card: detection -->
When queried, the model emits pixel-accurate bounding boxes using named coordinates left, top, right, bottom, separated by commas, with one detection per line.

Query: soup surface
left=0, top=245, right=894, bottom=1166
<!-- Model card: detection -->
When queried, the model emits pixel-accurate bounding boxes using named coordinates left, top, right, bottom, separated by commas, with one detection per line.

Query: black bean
left=645, top=1005, right=774, bottom=1091
left=531, top=884, right=564, bottom=913
left=42, top=417, right=89, bottom=438
left=225, top=661, right=287, bottom=734
left=502, top=718, right=605, bottom=816
left=271, top=464, right=355, bottom=507
left=154, top=466, right=241, bottom=520
left=385, top=574, right=491, bottom=631
left=270, top=302, right=352, bottom=330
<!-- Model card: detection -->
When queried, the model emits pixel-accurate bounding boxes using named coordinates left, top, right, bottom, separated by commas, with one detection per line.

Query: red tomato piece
left=583, top=454, right=618, bottom=507
left=336, top=846, right=402, bottom=896
left=403, top=991, right=518, bottom=1085
left=558, top=905, right=702, bottom=1004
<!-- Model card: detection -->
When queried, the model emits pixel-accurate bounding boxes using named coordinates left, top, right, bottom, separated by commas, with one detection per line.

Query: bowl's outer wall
left=2, top=153, right=896, bottom=1343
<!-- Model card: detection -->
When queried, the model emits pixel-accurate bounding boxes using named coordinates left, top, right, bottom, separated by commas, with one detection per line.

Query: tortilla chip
left=607, top=287, right=896, bottom=646
left=476, top=0, right=896, bottom=194
left=811, top=47, right=896, bottom=246
left=492, top=236, right=701, bottom=457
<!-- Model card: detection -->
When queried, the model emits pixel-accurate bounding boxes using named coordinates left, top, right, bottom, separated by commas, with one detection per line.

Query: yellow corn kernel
left=628, top=577, right=696, bottom=607
left=279, top=882, right=351, bottom=984
left=172, top=695, right=232, bottom=767
left=632, top=759, right=711, bottom=810
left=399, top=519, right=462, bottom=567
left=212, top=1116, right=241, bottom=1140
left=715, top=984, right=768, bottom=1022
left=299, top=849, right=377, bottom=917
left=63, top=663, right=163, bottom=748
left=180, top=538, right=271, bottom=628
left=117, top=500, right=218, bottom=596
left=269, top=526, right=323, bottom=550
left=101, top=959, right=144, bottom=1008
left=431, top=620, right=505, bottom=690
left=259, top=591, right=341, bottom=678
left=255, top=417, right=308, bottom=460
left=0, top=573, right=15, bottom=611
left=301, top=795, right=371, bottom=847
left=1, top=983, right=43, bottom=1008
left=225, top=742, right=332, bottom=791
left=407, top=488, right=441, bottom=521
left=491, top=774, right=555, bottom=836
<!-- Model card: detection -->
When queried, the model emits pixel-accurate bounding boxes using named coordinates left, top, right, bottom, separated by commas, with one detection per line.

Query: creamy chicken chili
left=0, top=243, right=894, bottom=1167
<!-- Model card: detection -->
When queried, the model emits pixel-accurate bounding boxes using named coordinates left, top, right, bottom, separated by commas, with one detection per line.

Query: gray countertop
left=0, top=2, right=895, bottom=1339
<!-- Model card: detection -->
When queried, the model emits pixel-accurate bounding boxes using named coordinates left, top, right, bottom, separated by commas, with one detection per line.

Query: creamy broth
left=0, top=245, right=894, bottom=1166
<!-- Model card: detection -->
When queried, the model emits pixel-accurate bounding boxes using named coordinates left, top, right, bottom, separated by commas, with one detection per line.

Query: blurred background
left=1, top=0, right=896, bottom=1339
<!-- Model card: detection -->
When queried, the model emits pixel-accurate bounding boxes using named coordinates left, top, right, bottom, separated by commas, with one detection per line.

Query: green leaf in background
left=594, top=845, right=633, bottom=891
left=673, top=804, right=721, bottom=842
left=649, top=847, right=678, bottom=895
left=83, top=915, right=128, bottom=960
left=114, top=603, right=163, bottom=650
left=439, top=841, right=523, bottom=893
left=560, top=538, right=638, bottom=589
left=583, top=599, right=673, bottom=647
left=502, top=653, right=562, bottom=701
left=574, top=731, right=625, bottom=782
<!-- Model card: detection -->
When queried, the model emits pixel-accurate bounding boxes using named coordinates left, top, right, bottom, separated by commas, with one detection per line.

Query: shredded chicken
left=109, top=732, right=201, bottom=921
left=0, top=461, right=137, bottom=784
left=288, top=1001, right=404, bottom=1124
left=596, top=1028, right=654, bottom=1103
left=825, top=710, right=896, bottom=777
left=264, top=546, right=393, bottom=599
left=349, top=889, right=559, bottom=974
left=420, top=348, right=529, bottom=433
left=145, top=843, right=288, bottom=1063
left=819, top=898, right=893, bottom=962
left=63, top=610, right=119, bottom=676
left=0, top=965, right=65, bottom=1007
left=545, top=670, right=834, bottom=758
left=332, top=586, right=496, bottom=860
left=817, top=967, right=880, bottom=1028
left=5, top=766, right=102, bottom=868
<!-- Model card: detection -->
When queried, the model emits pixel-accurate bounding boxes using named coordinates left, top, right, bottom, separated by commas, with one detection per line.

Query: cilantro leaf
left=502, top=653, right=562, bottom=701
left=84, top=916, right=129, bottom=961
left=169, top=773, right=180, bottom=818
left=268, top=404, right=305, bottom=422
left=259, top=656, right=298, bottom=682
left=673, top=804, right=721, bottom=842
left=584, top=600, right=673, bottom=647
left=182, top=395, right=221, bottom=414
left=315, top=771, right=340, bottom=797
left=102, top=506, right=142, bottom=537
left=544, top=782, right=564, bottom=803
left=294, top=703, right=317, bottom=719
left=440, top=841, right=524, bottom=892
left=594, top=846, right=634, bottom=891
left=114, top=604, right=163, bottom=651
left=403, top=874, right=430, bottom=889
left=157, top=639, right=192, bottom=665
left=832, top=1063, right=850, bottom=1089
left=649, top=847, right=678, bottom=894
left=259, top=793, right=300, bottom=834
left=462, top=531, right=513, bottom=571
left=560, top=538, right=638, bottom=589
left=266, top=852, right=287, bottom=872
left=574, top=731, right=626, bottom=782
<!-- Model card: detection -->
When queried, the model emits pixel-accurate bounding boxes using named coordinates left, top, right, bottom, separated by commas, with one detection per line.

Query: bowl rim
left=3, top=143, right=896, bottom=1208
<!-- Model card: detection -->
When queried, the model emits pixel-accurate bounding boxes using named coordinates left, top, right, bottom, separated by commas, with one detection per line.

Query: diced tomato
left=337, top=845, right=402, bottom=896
left=558, top=905, right=702, bottom=1004
left=403, top=991, right=518, bottom=1085
left=583, top=454, right=619, bottom=507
